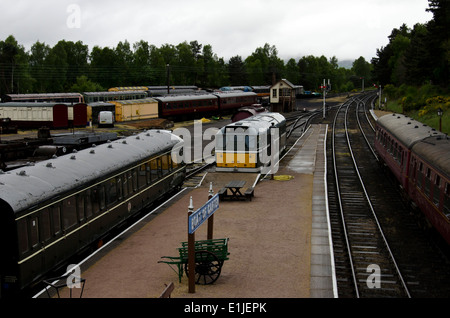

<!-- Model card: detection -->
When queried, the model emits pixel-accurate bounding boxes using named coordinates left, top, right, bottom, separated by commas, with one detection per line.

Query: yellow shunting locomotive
left=215, top=113, right=286, bottom=172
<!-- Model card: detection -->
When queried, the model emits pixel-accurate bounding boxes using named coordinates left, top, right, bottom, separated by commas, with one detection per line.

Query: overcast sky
left=1, top=0, right=433, bottom=63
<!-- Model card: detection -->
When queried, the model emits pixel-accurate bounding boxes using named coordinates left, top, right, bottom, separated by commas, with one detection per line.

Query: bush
left=383, top=84, right=397, bottom=98
left=401, top=95, right=418, bottom=112
left=418, top=96, right=450, bottom=117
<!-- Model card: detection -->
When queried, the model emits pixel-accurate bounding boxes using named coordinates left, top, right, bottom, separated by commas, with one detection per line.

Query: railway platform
left=46, top=124, right=336, bottom=298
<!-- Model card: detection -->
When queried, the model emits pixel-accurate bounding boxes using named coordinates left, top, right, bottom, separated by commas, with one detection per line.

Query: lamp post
left=437, top=107, right=443, bottom=132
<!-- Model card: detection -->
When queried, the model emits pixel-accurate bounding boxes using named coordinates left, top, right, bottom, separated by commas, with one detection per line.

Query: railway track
left=327, top=93, right=450, bottom=298
left=329, top=94, right=411, bottom=297
left=182, top=161, right=213, bottom=188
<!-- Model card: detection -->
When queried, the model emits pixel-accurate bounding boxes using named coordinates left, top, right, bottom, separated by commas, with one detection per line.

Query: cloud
left=0, top=0, right=433, bottom=62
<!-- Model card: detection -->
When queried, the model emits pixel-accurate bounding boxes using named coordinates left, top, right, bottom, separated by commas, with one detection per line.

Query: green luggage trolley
left=159, top=238, right=229, bottom=285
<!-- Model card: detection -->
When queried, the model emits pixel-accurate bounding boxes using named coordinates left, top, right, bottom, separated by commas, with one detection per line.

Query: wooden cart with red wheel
left=159, top=238, right=229, bottom=285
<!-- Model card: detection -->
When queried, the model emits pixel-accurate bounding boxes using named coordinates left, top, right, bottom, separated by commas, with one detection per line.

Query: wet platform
left=287, top=124, right=336, bottom=297
left=43, top=124, right=336, bottom=298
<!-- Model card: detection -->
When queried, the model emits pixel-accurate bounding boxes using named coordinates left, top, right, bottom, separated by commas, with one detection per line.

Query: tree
left=132, top=40, right=152, bottom=85
left=69, top=75, right=103, bottom=92
left=245, top=43, right=284, bottom=85
left=228, top=55, right=247, bottom=86
left=425, top=0, right=449, bottom=86
left=372, top=1, right=449, bottom=87
left=0, top=35, right=33, bottom=94
left=148, top=44, right=167, bottom=85
left=197, top=44, right=226, bottom=87
left=351, top=56, right=372, bottom=88
left=29, top=41, right=50, bottom=92
left=174, top=41, right=196, bottom=85
left=389, top=33, right=410, bottom=85
left=115, top=40, right=133, bottom=85
left=371, top=45, right=393, bottom=86
left=298, top=55, right=323, bottom=90
left=89, top=46, right=120, bottom=89
left=62, top=40, right=89, bottom=86
left=404, top=23, right=432, bottom=85
left=44, top=41, right=70, bottom=92
left=285, top=58, right=300, bottom=85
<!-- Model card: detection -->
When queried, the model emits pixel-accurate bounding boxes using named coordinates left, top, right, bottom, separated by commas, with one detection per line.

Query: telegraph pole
left=166, top=64, right=170, bottom=94
left=322, top=79, right=330, bottom=119
left=322, top=79, right=326, bottom=119
left=379, top=85, right=382, bottom=110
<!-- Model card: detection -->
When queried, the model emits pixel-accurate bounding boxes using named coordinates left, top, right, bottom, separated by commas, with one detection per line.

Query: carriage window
left=40, top=208, right=51, bottom=241
left=122, top=171, right=130, bottom=197
left=90, top=187, right=100, bottom=214
left=172, top=154, right=178, bottom=169
left=77, top=194, right=85, bottom=222
left=99, top=185, right=106, bottom=210
left=105, top=178, right=118, bottom=205
left=146, top=163, right=152, bottom=184
left=63, top=197, right=77, bottom=229
left=225, top=133, right=236, bottom=151
left=139, top=164, right=148, bottom=188
left=151, top=158, right=161, bottom=180
left=52, top=205, right=62, bottom=235
left=116, top=176, right=123, bottom=200
left=417, top=162, right=423, bottom=189
left=444, top=183, right=450, bottom=218
left=29, top=217, right=39, bottom=248
left=411, top=160, right=416, bottom=180
left=161, top=155, right=170, bottom=176
left=435, top=175, right=441, bottom=187
left=17, top=219, right=29, bottom=253
left=84, top=189, right=93, bottom=219
left=132, top=168, right=138, bottom=192
left=433, top=175, right=441, bottom=206
left=424, top=167, right=431, bottom=197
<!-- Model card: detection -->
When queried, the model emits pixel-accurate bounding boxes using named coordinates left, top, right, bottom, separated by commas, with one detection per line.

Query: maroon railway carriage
left=213, top=91, right=258, bottom=113
left=0, top=102, right=88, bottom=129
left=154, top=91, right=258, bottom=120
left=375, top=113, right=450, bottom=245
left=155, top=94, right=219, bottom=119
left=70, top=103, right=88, bottom=127
left=0, top=103, right=69, bottom=129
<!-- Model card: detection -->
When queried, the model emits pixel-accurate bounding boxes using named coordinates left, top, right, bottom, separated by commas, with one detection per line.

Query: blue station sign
left=188, top=194, right=219, bottom=234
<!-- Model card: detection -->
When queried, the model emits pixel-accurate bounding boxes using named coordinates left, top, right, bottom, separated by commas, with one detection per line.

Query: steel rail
left=331, top=100, right=360, bottom=297
left=343, top=98, right=411, bottom=298
left=355, top=93, right=378, bottom=161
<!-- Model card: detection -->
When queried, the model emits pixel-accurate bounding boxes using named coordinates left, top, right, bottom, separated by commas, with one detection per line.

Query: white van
left=98, top=111, right=114, bottom=128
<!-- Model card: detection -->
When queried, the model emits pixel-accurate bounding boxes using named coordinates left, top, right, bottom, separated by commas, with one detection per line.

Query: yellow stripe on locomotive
left=216, top=152, right=257, bottom=169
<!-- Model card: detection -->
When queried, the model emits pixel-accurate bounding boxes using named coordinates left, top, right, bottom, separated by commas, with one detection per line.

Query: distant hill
left=338, top=59, right=353, bottom=69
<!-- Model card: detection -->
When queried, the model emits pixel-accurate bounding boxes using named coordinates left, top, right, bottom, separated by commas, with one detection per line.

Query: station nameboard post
left=187, top=184, right=219, bottom=293
left=207, top=183, right=214, bottom=240
left=187, top=197, right=195, bottom=293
